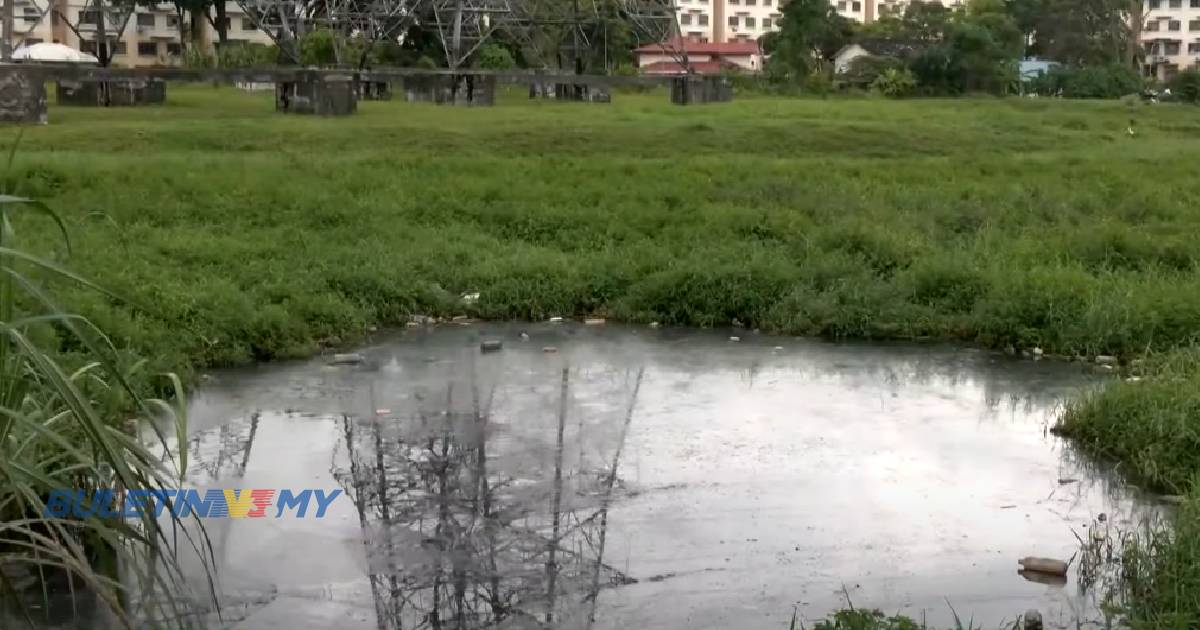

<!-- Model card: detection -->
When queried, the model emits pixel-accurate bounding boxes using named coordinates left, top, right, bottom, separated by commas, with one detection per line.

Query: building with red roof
left=634, top=39, right=764, bottom=75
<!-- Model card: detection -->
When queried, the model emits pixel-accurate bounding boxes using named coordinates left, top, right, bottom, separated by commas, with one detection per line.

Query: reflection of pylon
left=334, top=367, right=644, bottom=630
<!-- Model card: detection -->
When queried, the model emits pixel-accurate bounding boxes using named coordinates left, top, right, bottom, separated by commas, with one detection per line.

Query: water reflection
left=333, top=367, right=644, bottom=630
left=167, top=324, right=1162, bottom=630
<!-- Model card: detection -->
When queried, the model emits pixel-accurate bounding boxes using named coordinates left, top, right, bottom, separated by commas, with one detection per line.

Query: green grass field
left=7, top=85, right=1200, bottom=375
left=5, top=84, right=1200, bottom=626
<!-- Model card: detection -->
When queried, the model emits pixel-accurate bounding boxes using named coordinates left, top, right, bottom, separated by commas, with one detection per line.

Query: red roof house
left=634, top=39, right=764, bottom=75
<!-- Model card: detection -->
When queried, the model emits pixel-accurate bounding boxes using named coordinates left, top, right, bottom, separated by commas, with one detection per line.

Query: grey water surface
left=173, top=323, right=1160, bottom=630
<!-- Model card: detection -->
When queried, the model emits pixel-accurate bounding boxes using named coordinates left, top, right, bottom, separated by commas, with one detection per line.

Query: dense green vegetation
left=6, top=86, right=1200, bottom=379
left=1056, top=350, right=1200, bottom=629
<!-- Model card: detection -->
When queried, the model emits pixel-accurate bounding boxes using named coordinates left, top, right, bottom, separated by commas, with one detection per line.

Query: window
left=762, top=17, right=771, bottom=28
left=138, top=41, right=158, bottom=56
left=1169, top=19, right=1181, bottom=30
left=1146, top=19, right=1160, bottom=30
left=681, top=12, right=691, bottom=24
left=1190, top=42, right=1200, bottom=53
left=79, top=41, right=97, bottom=54
left=853, top=0, right=861, bottom=9
left=1166, top=41, right=1181, bottom=54
left=728, top=15, right=738, bottom=26
left=1170, top=0, right=1181, bottom=7
left=219, top=16, right=231, bottom=30
left=22, top=6, right=38, bottom=23
left=1192, top=0, right=1200, bottom=7
left=242, top=17, right=255, bottom=29
left=746, top=0, right=756, bottom=5
left=166, top=42, right=181, bottom=55
left=22, top=37, right=42, bottom=46
left=1148, top=0, right=1160, bottom=7
left=745, top=16, right=755, bottom=27
left=112, top=41, right=126, bottom=55
left=698, top=13, right=708, bottom=24
left=1144, top=41, right=1157, bottom=55
left=764, top=0, right=771, bottom=5
left=137, top=13, right=155, bottom=26
left=1190, top=18, right=1200, bottom=29
left=837, top=1, right=846, bottom=9
left=78, top=10, right=101, bottom=25
left=167, top=15, right=179, bottom=27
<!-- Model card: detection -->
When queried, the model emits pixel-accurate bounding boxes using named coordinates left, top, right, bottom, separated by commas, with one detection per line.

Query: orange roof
left=634, top=38, right=762, bottom=56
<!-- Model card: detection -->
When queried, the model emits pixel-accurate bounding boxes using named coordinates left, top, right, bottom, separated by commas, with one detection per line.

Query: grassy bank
left=1056, top=350, right=1200, bottom=628
left=6, top=86, right=1200, bottom=378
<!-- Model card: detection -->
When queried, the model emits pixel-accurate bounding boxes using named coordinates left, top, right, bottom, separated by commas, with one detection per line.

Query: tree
left=55, top=0, right=137, bottom=67
left=770, top=0, right=854, bottom=76
left=1033, top=0, right=1143, bottom=67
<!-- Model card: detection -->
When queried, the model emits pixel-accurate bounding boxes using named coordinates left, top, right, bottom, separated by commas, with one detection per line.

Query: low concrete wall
left=529, top=82, right=611, bottom=103
left=56, top=79, right=166, bottom=106
left=357, top=80, right=391, bottom=101
left=670, top=76, right=733, bottom=105
left=0, top=68, right=47, bottom=124
left=403, top=74, right=495, bottom=106
left=275, top=72, right=357, bottom=115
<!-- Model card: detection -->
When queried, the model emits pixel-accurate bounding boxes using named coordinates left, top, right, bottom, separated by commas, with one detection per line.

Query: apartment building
left=1142, top=0, right=1200, bottom=80
left=4, top=0, right=272, bottom=67
left=674, top=0, right=966, bottom=47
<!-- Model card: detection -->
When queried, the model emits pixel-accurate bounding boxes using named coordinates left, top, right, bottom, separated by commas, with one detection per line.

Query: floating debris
left=520, top=332, right=530, bottom=341
left=1057, top=478, right=1079, bottom=485
left=1162, top=495, right=1187, bottom=505
left=729, top=336, right=741, bottom=342
left=1017, top=556, right=1068, bottom=577
left=542, top=346, right=558, bottom=353
left=549, top=316, right=564, bottom=323
left=480, top=340, right=503, bottom=353
left=1095, top=355, right=1118, bottom=366
left=584, top=317, right=606, bottom=325
left=375, top=409, right=391, bottom=416
left=1023, top=609, right=1043, bottom=630
left=461, top=291, right=480, bottom=304
left=773, top=346, right=784, bottom=352
left=649, top=322, right=660, bottom=328
left=328, top=353, right=365, bottom=366
left=1032, top=347, right=1044, bottom=358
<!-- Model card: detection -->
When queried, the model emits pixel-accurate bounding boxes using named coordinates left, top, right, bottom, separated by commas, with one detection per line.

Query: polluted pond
left=115, top=325, right=1180, bottom=628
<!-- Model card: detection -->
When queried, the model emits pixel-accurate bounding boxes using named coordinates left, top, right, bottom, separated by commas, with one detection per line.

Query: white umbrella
left=12, top=42, right=99, bottom=64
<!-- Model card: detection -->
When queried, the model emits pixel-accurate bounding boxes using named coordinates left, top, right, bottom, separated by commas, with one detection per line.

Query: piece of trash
left=1162, top=495, right=1187, bottom=505
left=649, top=322, right=660, bottom=328
left=729, top=336, right=741, bottom=342
left=542, top=346, right=558, bottom=353
left=1098, top=512, right=1107, bottom=522
left=549, top=316, right=564, bottom=323
left=1057, top=478, right=1079, bottom=485
left=405, top=321, right=420, bottom=328
left=461, top=291, right=480, bottom=304
left=1032, top=347, right=1044, bottom=357
left=1000, top=504, right=1017, bottom=509
left=520, top=332, right=530, bottom=340
left=480, top=340, right=503, bottom=353
left=1017, top=557, right=1069, bottom=577
left=584, top=317, right=606, bottom=325
left=1095, top=355, right=1118, bottom=365
left=375, top=409, right=391, bottom=416
left=772, top=346, right=784, bottom=352
left=1023, top=609, right=1044, bottom=630
left=451, top=315, right=469, bottom=322
left=328, top=353, right=365, bottom=366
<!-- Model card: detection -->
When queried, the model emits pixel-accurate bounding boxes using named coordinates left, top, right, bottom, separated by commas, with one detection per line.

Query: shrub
left=838, top=54, right=905, bottom=89
left=478, top=43, right=516, bottom=70
left=1169, top=67, right=1200, bottom=103
left=870, top=67, right=917, bottom=97
left=1032, top=64, right=1144, bottom=99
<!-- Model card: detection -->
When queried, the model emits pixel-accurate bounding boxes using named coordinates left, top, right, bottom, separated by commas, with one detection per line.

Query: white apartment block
left=1142, top=0, right=1200, bottom=80
left=674, top=0, right=964, bottom=44
left=3, top=0, right=272, bottom=67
